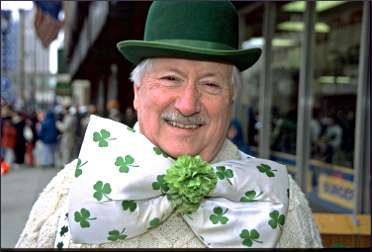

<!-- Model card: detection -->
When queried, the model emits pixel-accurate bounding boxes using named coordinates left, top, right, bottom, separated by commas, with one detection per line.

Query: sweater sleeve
left=15, top=160, right=77, bottom=248
left=277, top=175, right=323, bottom=248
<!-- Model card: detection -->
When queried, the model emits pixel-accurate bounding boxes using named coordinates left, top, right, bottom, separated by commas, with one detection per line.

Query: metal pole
left=295, top=1, right=315, bottom=192
left=258, top=2, right=275, bottom=159
left=353, top=1, right=371, bottom=214
left=18, top=9, right=26, bottom=105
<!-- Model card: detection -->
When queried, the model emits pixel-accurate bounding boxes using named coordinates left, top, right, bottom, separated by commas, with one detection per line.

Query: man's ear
left=133, top=84, right=140, bottom=111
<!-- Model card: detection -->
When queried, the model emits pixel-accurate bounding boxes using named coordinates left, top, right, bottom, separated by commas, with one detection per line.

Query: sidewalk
left=1, top=165, right=60, bottom=248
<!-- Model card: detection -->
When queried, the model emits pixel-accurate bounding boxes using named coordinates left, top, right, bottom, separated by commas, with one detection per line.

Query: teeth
left=168, top=121, right=200, bottom=129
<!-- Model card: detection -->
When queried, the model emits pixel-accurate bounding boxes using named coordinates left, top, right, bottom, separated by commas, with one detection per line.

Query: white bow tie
left=55, top=115, right=289, bottom=248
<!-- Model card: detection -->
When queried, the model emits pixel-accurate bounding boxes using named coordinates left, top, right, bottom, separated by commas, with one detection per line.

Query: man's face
left=133, top=58, right=234, bottom=162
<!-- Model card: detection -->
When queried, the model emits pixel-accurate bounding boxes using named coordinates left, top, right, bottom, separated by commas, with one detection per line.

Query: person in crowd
left=81, top=104, right=97, bottom=135
left=38, top=110, right=59, bottom=167
left=122, top=107, right=137, bottom=128
left=322, top=115, right=343, bottom=163
left=56, top=106, right=78, bottom=166
left=1, top=112, right=16, bottom=165
left=16, top=1, right=322, bottom=248
left=227, top=118, right=252, bottom=155
left=12, top=111, right=27, bottom=167
left=106, top=99, right=123, bottom=123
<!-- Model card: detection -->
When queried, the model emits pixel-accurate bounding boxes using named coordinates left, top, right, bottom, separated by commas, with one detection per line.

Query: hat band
left=150, top=39, right=237, bottom=51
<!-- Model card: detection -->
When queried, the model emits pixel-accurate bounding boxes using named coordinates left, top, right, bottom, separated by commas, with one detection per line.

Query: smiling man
left=16, top=1, right=322, bottom=248
left=133, top=58, right=234, bottom=162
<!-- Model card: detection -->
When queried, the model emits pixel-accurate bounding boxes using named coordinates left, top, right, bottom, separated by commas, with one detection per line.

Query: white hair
left=130, top=58, right=241, bottom=100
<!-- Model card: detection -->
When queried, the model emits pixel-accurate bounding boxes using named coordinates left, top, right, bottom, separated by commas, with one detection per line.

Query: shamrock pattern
left=74, top=208, right=97, bottom=228
left=122, top=200, right=137, bottom=212
left=240, top=190, right=263, bottom=202
left=115, top=155, right=139, bottom=173
left=93, top=181, right=112, bottom=201
left=215, top=166, right=234, bottom=185
left=57, top=241, right=64, bottom=249
left=127, top=127, right=136, bottom=133
left=257, top=163, right=277, bottom=177
left=75, top=158, right=87, bottom=178
left=59, top=225, right=68, bottom=236
left=93, top=129, right=115, bottom=147
left=107, top=227, right=127, bottom=241
left=152, top=175, right=169, bottom=194
left=148, top=217, right=161, bottom=229
left=153, top=146, right=169, bottom=158
left=240, top=229, right=263, bottom=247
left=209, top=207, right=229, bottom=224
left=268, top=210, right=285, bottom=230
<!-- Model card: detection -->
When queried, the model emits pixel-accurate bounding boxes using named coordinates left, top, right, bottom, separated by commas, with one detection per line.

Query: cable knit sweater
left=16, top=139, right=322, bottom=248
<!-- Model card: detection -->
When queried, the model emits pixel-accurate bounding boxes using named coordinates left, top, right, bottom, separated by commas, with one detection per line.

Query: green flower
left=115, top=155, right=138, bottom=173
left=75, top=158, right=87, bottom=178
left=152, top=175, right=169, bottom=194
left=74, top=208, right=96, bottom=228
left=240, top=190, right=263, bottom=202
left=164, top=155, right=217, bottom=214
left=215, top=166, right=234, bottom=185
left=93, top=129, right=115, bottom=147
left=127, top=127, right=135, bottom=133
left=148, top=217, right=161, bottom=229
left=93, top=181, right=112, bottom=201
left=209, top=207, right=229, bottom=224
left=122, top=200, right=137, bottom=212
left=268, top=210, right=285, bottom=229
left=59, top=225, right=68, bottom=236
left=153, top=146, right=169, bottom=158
left=240, top=229, right=263, bottom=247
left=257, top=163, right=277, bottom=177
left=107, top=227, right=127, bottom=241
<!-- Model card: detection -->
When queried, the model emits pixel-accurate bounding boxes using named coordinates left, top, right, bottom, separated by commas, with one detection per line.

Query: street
left=1, top=165, right=60, bottom=248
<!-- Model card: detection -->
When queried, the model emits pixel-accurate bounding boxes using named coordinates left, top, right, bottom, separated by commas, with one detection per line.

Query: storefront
left=236, top=1, right=370, bottom=214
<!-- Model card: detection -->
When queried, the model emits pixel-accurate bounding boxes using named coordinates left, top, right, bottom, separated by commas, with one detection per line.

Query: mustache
left=161, top=111, right=208, bottom=125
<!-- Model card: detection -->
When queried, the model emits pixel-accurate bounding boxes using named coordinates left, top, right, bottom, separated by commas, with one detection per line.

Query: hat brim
left=117, top=40, right=261, bottom=71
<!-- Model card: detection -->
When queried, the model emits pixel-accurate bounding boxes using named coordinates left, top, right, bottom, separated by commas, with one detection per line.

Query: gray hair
left=130, top=58, right=241, bottom=100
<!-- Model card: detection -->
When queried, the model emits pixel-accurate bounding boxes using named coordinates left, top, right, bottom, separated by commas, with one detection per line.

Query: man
left=16, top=1, right=322, bottom=248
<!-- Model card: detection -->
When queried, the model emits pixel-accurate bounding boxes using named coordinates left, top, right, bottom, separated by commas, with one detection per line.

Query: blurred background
left=1, top=1, right=370, bottom=248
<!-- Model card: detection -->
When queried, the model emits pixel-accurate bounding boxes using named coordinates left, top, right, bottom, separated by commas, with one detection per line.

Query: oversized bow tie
left=57, top=115, right=289, bottom=248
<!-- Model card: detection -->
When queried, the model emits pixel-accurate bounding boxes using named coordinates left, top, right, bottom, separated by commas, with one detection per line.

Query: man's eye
left=201, top=82, right=222, bottom=94
left=160, top=75, right=178, bottom=81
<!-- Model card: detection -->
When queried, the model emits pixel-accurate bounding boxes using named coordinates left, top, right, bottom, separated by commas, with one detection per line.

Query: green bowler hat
left=117, top=1, right=261, bottom=71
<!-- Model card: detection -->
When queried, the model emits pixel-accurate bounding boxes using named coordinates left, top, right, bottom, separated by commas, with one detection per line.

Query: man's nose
left=174, top=83, right=201, bottom=116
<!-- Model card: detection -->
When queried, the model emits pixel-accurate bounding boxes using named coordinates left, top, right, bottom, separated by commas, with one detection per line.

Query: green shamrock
left=209, top=207, right=229, bottom=224
left=59, top=225, right=68, bottom=236
left=75, top=158, right=88, bottom=178
left=215, top=166, right=234, bottom=185
left=240, top=229, right=263, bottom=247
left=122, top=200, right=137, bottom=212
left=74, top=208, right=96, bottom=228
left=240, top=190, right=263, bottom=202
left=107, top=227, right=127, bottom=241
left=93, top=181, right=112, bottom=201
left=257, top=163, right=277, bottom=177
left=152, top=175, right=169, bottom=194
left=153, top=146, right=169, bottom=158
left=268, top=210, right=285, bottom=229
left=57, top=241, right=64, bottom=249
left=115, top=155, right=139, bottom=173
left=93, top=129, right=115, bottom=147
left=148, top=217, right=161, bottom=229
left=127, top=127, right=136, bottom=133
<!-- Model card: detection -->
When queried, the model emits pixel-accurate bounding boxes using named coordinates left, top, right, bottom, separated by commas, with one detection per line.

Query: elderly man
left=16, top=1, right=322, bottom=248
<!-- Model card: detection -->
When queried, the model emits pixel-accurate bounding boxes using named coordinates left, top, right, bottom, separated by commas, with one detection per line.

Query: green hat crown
left=117, top=1, right=261, bottom=71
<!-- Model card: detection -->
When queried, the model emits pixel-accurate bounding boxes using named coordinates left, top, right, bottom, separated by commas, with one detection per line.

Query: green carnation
left=164, top=155, right=217, bottom=214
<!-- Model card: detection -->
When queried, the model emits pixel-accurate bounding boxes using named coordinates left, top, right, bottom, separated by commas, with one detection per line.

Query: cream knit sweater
left=16, top=139, right=322, bottom=248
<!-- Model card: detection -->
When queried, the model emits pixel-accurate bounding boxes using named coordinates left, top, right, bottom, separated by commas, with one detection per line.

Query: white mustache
left=161, top=111, right=208, bottom=125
